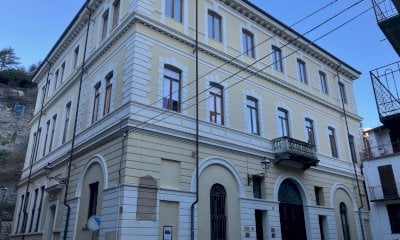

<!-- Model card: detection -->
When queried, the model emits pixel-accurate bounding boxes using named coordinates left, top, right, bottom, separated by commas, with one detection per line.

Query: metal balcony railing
left=372, top=0, right=400, bottom=22
left=361, top=139, right=400, bottom=160
left=368, top=183, right=400, bottom=201
left=370, top=61, right=400, bottom=121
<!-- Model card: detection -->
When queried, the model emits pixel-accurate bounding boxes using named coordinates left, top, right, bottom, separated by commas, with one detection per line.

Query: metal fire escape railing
left=370, top=61, right=400, bottom=121
left=372, top=0, right=400, bottom=22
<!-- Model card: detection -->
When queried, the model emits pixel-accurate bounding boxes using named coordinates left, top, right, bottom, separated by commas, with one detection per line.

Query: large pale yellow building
left=11, top=0, right=370, bottom=239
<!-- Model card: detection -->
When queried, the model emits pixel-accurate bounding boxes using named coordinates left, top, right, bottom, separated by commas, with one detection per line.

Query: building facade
left=363, top=126, right=400, bottom=240
left=11, top=0, right=369, bottom=239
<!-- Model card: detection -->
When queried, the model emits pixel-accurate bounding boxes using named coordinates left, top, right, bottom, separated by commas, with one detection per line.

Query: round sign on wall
left=87, top=215, right=101, bottom=231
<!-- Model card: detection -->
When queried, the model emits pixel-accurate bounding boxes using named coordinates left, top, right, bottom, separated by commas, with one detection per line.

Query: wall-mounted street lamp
left=247, top=158, right=271, bottom=185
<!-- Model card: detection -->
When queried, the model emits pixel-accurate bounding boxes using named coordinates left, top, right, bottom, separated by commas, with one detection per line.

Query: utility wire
left=120, top=0, right=342, bottom=123
left=125, top=0, right=367, bottom=135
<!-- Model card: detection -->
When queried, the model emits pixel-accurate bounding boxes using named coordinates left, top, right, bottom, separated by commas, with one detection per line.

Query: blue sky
left=0, top=0, right=398, bottom=128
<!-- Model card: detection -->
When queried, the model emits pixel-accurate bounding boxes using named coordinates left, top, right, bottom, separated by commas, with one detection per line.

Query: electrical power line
left=125, top=0, right=368, bottom=135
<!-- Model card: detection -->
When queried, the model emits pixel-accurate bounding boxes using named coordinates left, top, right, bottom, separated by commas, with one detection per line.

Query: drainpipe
left=190, top=0, right=199, bottom=239
left=63, top=3, right=92, bottom=240
left=21, top=60, right=52, bottom=240
left=336, top=65, right=365, bottom=240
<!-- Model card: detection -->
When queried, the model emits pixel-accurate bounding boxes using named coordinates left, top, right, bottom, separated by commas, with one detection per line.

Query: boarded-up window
left=136, top=176, right=158, bottom=221
left=378, top=165, right=398, bottom=199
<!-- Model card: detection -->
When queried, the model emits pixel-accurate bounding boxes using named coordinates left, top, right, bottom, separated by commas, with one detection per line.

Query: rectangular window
left=54, top=69, right=59, bottom=90
left=320, top=71, right=328, bottom=94
left=315, top=186, right=324, bottom=206
left=297, top=59, right=307, bottom=84
left=348, top=135, right=357, bottom=163
left=165, top=0, right=182, bottom=22
left=43, top=120, right=50, bottom=156
left=112, top=0, right=120, bottom=28
left=41, top=85, right=47, bottom=102
left=242, top=29, right=255, bottom=58
left=246, top=96, right=259, bottom=135
left=163, top=66, right=181, bottom=112
left=339, top=82, right=347, bottom=104
left=387, top=204, right=400, bottom=233
left=278, top=108, right=290, bottom=137
left=31, top=128, right=42, bottom=163
left=104, top=71, right=113, bottom=116
left=88, top=182, right=99, bottom=219
left=272, top=45, right=283, bottom=72
left=34, top=186, right=45, bottom=232
left=252, top=175, right=263, bottom=199
left=21, top=192, right=30, bottom=233
left=30, top=132, right=37, bottom=162
left=328, top=127, right=338, bottom=158
left=210, top=83, right=224, bottom=125
left=102, top=9, right=109, bottom=40
left=73, top=46, right=79, bottom=69
left=92, top=83, right=101, bottom=123
left=15, top=194, right=24, bottom=234
left=49, top=114, right=57, bottom=152
left=28, top=188, right=39, bottom=232
left=208, top=10, right=222, bottom=42
left=378, top=165, right=398, bottom=199
left=62, top=102, right=71, bottom=143
left=60, top=62, right=65, bottom=83
left=305, top=118, right=315, bottom=145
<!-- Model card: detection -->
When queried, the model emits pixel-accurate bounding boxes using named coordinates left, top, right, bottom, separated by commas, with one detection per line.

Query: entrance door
left=278, top=179, right=307, bottom=240
left=255, top=210, right=264, bottom=240
left=279, top=203, right=307, bottom=240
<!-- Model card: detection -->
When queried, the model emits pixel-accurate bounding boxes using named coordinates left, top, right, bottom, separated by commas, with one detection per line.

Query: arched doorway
left=278, top=179, right=307, bottom=240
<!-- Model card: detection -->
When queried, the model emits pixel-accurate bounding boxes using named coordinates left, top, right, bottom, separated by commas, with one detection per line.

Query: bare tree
left=0, top=47, right=19, bottom=71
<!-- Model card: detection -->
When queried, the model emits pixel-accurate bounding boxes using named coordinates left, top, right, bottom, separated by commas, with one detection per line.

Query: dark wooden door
left=255, top=210, right=264, bottom=240
left=279, top=203, right=307, bottom=240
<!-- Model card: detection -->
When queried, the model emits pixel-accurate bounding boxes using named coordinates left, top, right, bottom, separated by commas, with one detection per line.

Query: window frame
left=54, top=69, right=59, bottom=90
left=165, top=0, right=183, bottom=22
left=278, top=107, right=290, bottom=137
left=163, top=65, right=181, bottom=112
left=62, top=101, right=71, bottom=144
left=48, top=114, right=57, bottom=152
left=305, top=118, right=315, bottom=145
left=339, top=82, right=347, bottom=104
left=242, top=29, right=255, bottom=58
left=348, top=134, right=357, bottom=163
left=103, top=71, right=113, bottom=116
left=340, top=202, right=351, bottom=240
left=73, top=46, right=79, bottom=69
left=209, top=82, right=224, bottom=125
left=43, top=120, right=50, bottom=156
left=319, top=71, right=328, bottom=94
left=246, top=96, right=259, bottom=135
left=387, top=204, right=400, bottom=233
left=112, top=0, right=120, bottom=28
left=88, top=182, right=99, bottom=219
left=272, top=45, right=283, bottom=72
left=210, top=183, right=227, bottom=240
left=60, top=62, right=65, bottom=83
left=297, top=59, right=307, bottom=84
left=328, top=126, right=338, bottom=158
left=92, top=83, right=101, bottom=123
left=101, top=9, right=109, bottom=40
left=208, top=10, right=222, bottom=42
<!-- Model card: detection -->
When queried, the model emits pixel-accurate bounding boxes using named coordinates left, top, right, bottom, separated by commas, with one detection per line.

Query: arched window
left=340, top=202, right=350, bottom=240
left=210, top=183, right=227, bottom=240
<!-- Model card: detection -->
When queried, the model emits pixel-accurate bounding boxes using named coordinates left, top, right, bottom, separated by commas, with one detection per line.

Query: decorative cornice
left=222, top=0, right=361, bottom=78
